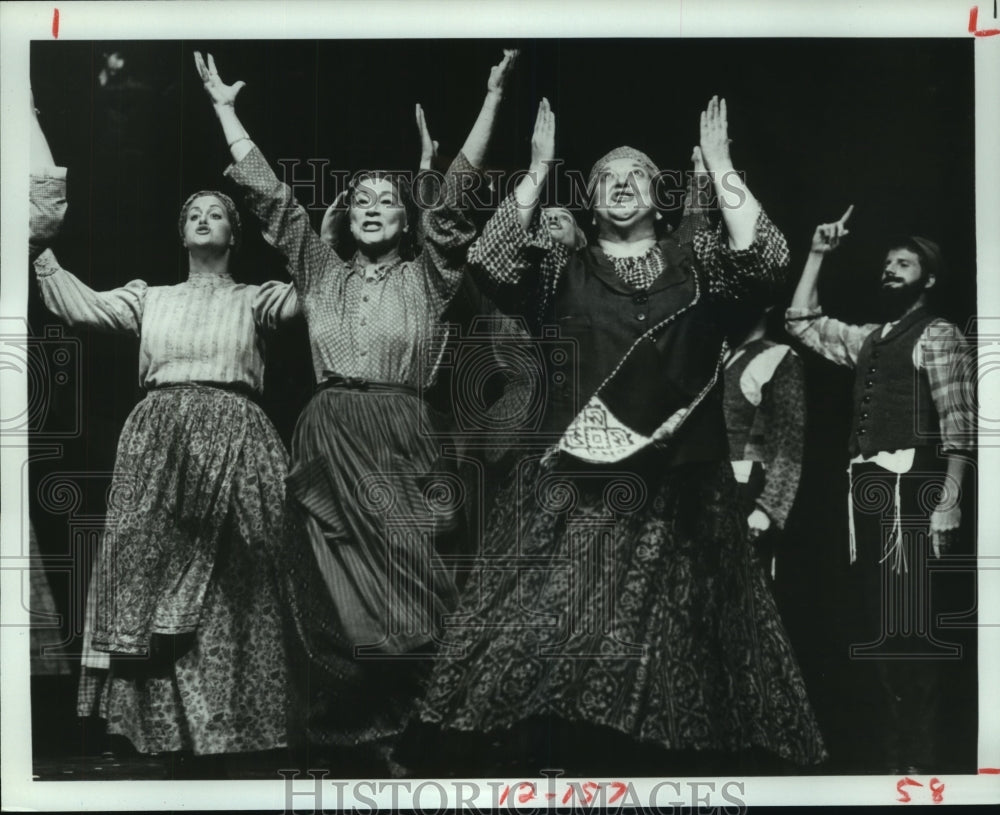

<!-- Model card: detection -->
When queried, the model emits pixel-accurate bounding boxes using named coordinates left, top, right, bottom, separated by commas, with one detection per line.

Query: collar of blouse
left=184, top=268, right=236, bottom=288
left=350, top=252, right=403, bottom=283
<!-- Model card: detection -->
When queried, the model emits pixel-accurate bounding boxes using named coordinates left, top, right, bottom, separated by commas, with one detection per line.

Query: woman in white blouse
left=34, top=183, right=302, bottom=763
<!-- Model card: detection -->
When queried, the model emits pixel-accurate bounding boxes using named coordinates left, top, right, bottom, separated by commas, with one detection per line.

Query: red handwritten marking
left=980, top=767, right=1000, bottom=774
left=969, top=6, right=1000, bottom=36
left=896, top=776, right=923, bottom=803
left=517, top=782, right=536, bottom=804
left=609, top=781, right=628, bottom=804
left=498, top=785, right=510, bottom=805
left=929, top=777, right=945, bottom=804
left=52, top=8, right=59, bottom=38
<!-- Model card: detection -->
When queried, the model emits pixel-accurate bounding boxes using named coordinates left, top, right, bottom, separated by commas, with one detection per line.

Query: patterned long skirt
left=284, top=387, right=464, bottom=747
left=77, top=385, right=291, bottom=755
left=411, top=453, right=828, bottom=768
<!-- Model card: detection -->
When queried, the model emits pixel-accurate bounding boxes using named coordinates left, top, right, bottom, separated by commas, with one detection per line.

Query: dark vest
left=850, top=307, right=940, bottom=458
left=543, top=236, right=729, bottom=467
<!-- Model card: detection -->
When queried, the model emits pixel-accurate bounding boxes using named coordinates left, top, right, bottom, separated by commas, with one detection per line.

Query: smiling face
left=348, top=176, right=408, bottom=253
left=182, top=195, right=234, bottom=252
left=542, top=207, right=580, bottom=249
left=590, top=158, right=657, bottom=234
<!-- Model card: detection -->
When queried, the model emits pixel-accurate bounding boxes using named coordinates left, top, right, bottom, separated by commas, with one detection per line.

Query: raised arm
left=194, top=51, right=340, bottom=295
left=29, top=97, right=67, bottom=261
left=33, top=249, right=145, bottom=334
left=699, top=97, right=759, bottom=250
left=672, top=145, right=714, bottom=247
left=465, top=98, right=567, bottom=317
left=693, top=97, right=790, bottom=303
left=419, top=51, right=519, bottom=304
left=790, top=205, right=853, bottom=312
left=458, top=49, right=517, bottom=169
left=785, top=207, right=877, bottom=367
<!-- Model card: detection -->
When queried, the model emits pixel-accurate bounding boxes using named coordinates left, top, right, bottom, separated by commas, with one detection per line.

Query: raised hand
left=194, top=51, right=245, bottom=108
left=690, top=145, right=708, bottom=176
left=487, top=49, right=519, bottom=95
left=699, top=96, right=732, bottom=173
left=810, top=205, right=854, bottom=254
left=530, top=97, right=555, bottom=171
left=415, top=103, right=439, bottom=170
left=320, top=189, right=350, bottom=248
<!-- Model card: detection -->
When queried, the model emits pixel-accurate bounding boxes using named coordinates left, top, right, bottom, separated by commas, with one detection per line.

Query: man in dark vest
left=785, top=206, right=974, bottom=774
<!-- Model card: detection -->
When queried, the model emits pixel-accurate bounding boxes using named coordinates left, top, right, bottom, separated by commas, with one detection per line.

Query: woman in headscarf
left=194, top=49, right=517, bottom=766
left=403, top=97, right=827, bottom=776
left=34, top=176, right=300, bottom=761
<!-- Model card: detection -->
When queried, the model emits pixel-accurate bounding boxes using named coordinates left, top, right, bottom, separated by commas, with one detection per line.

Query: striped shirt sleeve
left=784, top=306, right=879, bottom=368
left=33, top=249, right=145, bottom=335
left=920, top=319, right=976, bottom=452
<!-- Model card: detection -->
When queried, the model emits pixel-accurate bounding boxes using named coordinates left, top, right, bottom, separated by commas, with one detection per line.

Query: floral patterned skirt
left=76, top=385, right=291, bottom=755
left=413, top=453, right=828, bottom=767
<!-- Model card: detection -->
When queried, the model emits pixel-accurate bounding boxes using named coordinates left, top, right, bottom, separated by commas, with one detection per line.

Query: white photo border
left=2, top=0, right=998, bottom=809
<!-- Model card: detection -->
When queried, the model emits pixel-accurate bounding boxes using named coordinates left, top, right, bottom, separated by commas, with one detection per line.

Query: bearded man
left=785, top=206, right=975, bottom=774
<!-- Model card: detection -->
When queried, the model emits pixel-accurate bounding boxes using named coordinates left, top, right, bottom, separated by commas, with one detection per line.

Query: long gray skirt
left=285, top=388, right=463, bottom=746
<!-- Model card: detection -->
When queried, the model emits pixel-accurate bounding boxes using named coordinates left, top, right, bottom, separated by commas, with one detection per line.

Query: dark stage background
left=26, top=38, right=978, bottom=773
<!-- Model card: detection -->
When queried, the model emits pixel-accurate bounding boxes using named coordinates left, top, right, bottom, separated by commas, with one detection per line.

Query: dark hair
left=331, top=172, right=420, bottom=261
left=177, top=190, right=242, bottom=252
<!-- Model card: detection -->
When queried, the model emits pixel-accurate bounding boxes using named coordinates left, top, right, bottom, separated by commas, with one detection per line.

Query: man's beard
left=878, top=278, right=926, bottom=321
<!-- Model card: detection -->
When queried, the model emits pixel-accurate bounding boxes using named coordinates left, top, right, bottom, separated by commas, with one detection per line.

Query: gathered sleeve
left=225, top=146, right=343, bottom=297
left=251, top=280, right=301, bottom=331
left=920, top=319, right=976, bottom=452
left=466, top=191, right=570, bottom=319
left=417, top=151, right=485, bottom=307
left=694, top=208, right=790, bottom=304
left=33, top=249, right=145, bottom=335
left=756, top=349, right=806, bottom=529
left=785, top=305, right=878, bottom=369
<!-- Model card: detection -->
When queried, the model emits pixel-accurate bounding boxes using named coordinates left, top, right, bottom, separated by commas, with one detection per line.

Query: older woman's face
left=349, top=177, right=408, bottom=251
left=542, top=208, right=579, bottom=249
left=182, top=195, right=233, bottom=251
left=591, top=158, right=656, bottom=230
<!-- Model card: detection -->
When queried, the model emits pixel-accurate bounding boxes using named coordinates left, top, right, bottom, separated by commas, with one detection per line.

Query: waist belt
left=145, top=381, right=261, bottom=403
left=316, top=372, right=419, bottom=397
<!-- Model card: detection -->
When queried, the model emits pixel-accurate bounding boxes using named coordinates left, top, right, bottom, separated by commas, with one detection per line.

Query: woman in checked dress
left=195, top=49, right=518, bottom=762
left=404, top=97, right=827, bottom=776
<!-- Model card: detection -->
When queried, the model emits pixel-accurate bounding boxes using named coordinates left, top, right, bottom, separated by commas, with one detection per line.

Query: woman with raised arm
left=404, top=98, right=827, bottom=775
left=194, top=50, right=516, bottom=765
left=33, top=169, right=300, bottom=759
